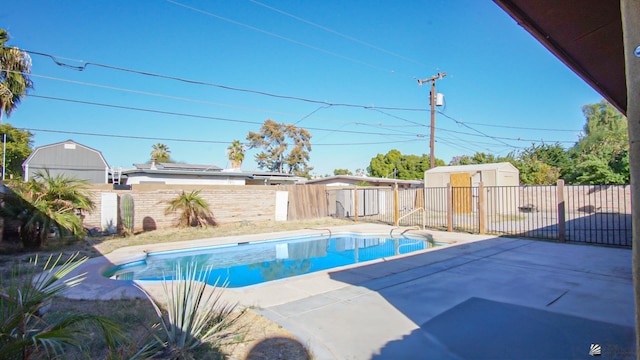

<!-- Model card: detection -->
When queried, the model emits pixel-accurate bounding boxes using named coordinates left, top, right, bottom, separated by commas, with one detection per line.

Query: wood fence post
left=478, top=182, right=486, bottom=234
left=447, top=183, right=453, bottom=232
left=557, top=179, right=566, bottom=242
left=353, top=186, right=359, bottom=223
left=393, top=183, right=399, bottom=226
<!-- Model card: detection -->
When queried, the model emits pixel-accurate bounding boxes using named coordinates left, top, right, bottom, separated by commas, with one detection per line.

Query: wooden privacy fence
left=277, top=185, right=329, bottom=221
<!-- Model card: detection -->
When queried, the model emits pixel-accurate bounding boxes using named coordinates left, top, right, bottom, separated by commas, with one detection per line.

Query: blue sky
left=1, top=0, right=602, bottom=176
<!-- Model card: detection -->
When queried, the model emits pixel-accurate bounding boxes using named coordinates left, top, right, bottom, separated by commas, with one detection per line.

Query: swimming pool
left=103, top=232, right=441, bottom=288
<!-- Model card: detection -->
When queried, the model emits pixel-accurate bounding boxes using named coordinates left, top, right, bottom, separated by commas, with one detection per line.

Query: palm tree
left=1, top=170, right=95, bottom=248
left=226, top=140, right=245, bottom=169
left=0, top=29, right=33, bottom=123
left=151, top=143, right=171, bottom=163
left=165, top=190, right=215, bottom=227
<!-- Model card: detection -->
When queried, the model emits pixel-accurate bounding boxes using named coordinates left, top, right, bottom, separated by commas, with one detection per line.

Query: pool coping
left=61, top=223, right=495, bottom=302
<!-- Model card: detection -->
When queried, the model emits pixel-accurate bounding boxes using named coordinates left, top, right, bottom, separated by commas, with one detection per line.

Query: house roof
left=305, top=175, right=423, bottom=186
left=23, top=139, right=110, bottom=168
left=493, top=0, right=626, bottom=114
left=123, top=163, right=304, bottom=183
left=425, top=162, right=519, bottom=174
left=132, top=162, right=222, bottom=172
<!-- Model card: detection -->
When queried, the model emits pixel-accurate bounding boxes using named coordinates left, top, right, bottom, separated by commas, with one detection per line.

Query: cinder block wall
left=83, top=184, right=278, bottom=232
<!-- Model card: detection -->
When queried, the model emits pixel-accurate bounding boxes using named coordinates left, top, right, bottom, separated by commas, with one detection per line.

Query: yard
left=0, top=217, right=354, bottom=359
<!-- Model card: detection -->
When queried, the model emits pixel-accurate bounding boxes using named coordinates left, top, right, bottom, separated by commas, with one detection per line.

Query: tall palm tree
left=1, top=170, right=95, bottom=248
left=226, top=140, right=245, bottom=169
left=151, top=143, right=171, bottom=163
left=0, top=29, right=33, bottom=122
left=165, top=190, right=215, bottom=227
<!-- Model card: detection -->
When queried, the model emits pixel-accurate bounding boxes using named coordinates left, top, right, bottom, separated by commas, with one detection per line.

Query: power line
left=248, top=0, right=425, bottom=67
left=21, top=127, right=419, bottom=146
left=437, top=110, right=517, bottom=148
left=28, top=94, right=422, bottom=138
left=23, top=70, right=414, bottom=126
left=27, top=94, right=577, bottom=144
left=20, top=50, right=427, bottom=111
left=166, top=0, right=404, bottom=76
left=455, top=120, right=581, bottom=133
left=26, top=72, right=298, bottom=116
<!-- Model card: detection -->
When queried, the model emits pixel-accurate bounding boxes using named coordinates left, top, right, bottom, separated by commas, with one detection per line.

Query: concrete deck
left=64, top=225, right=635, bottom=359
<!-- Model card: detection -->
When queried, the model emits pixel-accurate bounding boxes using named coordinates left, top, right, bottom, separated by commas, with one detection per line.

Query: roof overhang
left=493, top=0, right=626, bottom=114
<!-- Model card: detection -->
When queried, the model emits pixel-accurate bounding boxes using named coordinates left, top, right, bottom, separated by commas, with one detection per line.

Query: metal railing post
left=557, top=180, right=566, bottom=242
left=393, top=183, right=399, bottom=226
left=478, top=183, right=486, bottom=234
left=447, top=183, right=453, bottom=232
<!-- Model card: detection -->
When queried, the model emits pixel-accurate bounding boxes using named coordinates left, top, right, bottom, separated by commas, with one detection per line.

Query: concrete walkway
left=234, top=231, right=635, bottom=359
left=64, top=225, right=635, bottom=359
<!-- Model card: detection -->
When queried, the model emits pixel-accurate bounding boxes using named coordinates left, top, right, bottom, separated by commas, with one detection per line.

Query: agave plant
left=0, top=253, right=123, bottom=359
left=138, top=263, right=246, bottom=359
left=165, top=190, right=215, bottom=228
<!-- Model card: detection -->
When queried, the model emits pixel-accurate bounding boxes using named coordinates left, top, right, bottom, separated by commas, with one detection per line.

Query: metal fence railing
left=565, top=185, right=632, bottom=246
left=486, top=185, right=559, bottom=239
left=324, top=182, right=632, bottom=247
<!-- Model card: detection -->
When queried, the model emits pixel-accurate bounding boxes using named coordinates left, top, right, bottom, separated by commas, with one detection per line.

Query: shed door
left=451, top=173, right=472, bottom=214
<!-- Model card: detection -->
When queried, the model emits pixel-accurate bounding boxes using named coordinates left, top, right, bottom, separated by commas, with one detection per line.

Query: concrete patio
left=65, top=225, right=635, bottom=359
left=232, top=230, right=635, bottom=359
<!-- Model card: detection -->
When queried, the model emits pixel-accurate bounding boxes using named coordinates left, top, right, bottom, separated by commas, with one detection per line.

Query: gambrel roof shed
left=22, top=140, right=110, bottom=184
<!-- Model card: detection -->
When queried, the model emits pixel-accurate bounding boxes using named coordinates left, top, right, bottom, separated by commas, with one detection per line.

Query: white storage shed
left=424, top=163, right=520, bottom=215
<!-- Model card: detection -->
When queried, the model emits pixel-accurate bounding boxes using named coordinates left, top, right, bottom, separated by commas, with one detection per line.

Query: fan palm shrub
left=165, top=190, right=215, bottom=228
left=1, top=170, right=94, bottom=248
left=0, top=253, right=123, bottom=359
left=137, top=263, right=246, bottom=359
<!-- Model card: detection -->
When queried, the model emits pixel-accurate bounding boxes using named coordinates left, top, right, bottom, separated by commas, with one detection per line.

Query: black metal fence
left=327, top=183, right=632, bottom=247
left=564, top=185, right=632, bottom=246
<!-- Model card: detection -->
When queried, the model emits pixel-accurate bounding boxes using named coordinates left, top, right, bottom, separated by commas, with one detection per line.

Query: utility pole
left=418, top=72, right=446, bottom=169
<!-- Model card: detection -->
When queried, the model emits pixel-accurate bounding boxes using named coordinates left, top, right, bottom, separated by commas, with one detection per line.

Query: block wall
left=82, top=184, right=278, bottom=231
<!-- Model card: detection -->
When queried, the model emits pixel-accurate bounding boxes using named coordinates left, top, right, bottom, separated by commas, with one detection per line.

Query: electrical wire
left=454, top=121, right=581, bottom=132
left=248, top=0, right=425, bottom=67
left=166, top=0, right=403, bottom=76
left=21, top=127, right=420, bottom=147
left=19, top=50, right=427, bottom=111
left=27, top=94, right=423, bottom=138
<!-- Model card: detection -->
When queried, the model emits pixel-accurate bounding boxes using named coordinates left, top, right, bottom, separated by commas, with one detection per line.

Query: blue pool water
left=103, top=233, right=440, bottom=288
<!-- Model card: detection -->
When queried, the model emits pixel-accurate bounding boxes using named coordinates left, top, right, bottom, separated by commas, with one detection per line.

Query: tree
left=510, top=143, right=568, bottom=185
left=1, top=170, right=95, bottom=248
left=246, top=119, right=312, bottom=176
left=226, top=140, right=245, bottom=169
left=0, top=29, right=33, bottom=122
left=150, top=143, right=172, bottom=163
left=165, top=190, right=215, bottom=227
left=565, top=100, right=629, bottom=184
left=333, top=168, right=352, bottom=176
left=449, top=155, right=472, bottom=165
left=0, top=123, right=33, bottom=179
left=367, top=149, right=444, bottom=179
